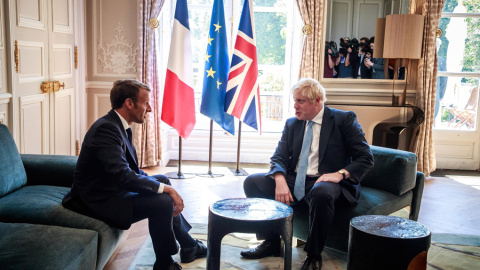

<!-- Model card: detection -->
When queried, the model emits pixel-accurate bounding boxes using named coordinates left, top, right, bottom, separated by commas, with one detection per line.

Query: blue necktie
left=294, top=121, right=314, bottom=201
left=126, top=128, right=133, bottom=145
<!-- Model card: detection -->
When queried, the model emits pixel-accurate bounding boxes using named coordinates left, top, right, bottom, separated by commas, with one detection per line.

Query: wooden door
left=6, top=0, right=76, bottom=155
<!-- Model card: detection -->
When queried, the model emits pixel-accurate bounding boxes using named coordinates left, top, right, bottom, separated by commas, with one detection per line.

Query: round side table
left=347, top=215, right=431, bottom=270
left=207, top=198, right=293, bottom=270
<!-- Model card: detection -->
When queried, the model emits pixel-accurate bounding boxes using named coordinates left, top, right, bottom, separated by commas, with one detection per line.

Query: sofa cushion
left=0, top=124, right=27, bottom=197
left=0, top=185, right=124, bottom=269
left=362, top=146, right=417, bottom=196
left=0, top=222, right=97, bottom=270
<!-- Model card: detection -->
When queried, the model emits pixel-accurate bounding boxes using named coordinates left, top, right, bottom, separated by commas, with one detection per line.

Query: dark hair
left=110, top=79, right=151, bottom=109
left=360, top=37, right=369, bottom=43
left=369, top=36, right=375, bottom=44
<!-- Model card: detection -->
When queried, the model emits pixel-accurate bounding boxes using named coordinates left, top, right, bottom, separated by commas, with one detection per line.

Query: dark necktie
left=126, top=128, right=133, bottom=145
left=294, top=121, right=314, bottom=201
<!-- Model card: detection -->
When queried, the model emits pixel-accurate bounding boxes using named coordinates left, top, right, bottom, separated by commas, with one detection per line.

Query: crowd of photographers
left=324, top=36, right=386, bottom=79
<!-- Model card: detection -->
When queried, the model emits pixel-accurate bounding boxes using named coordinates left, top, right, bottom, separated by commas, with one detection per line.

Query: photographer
left=324, top=41, right=338, bottom=78
left=367, top=37, right=385, bottom=79
left=360, top=47, right=373, bottom=79
left=335, top=38, right=354, bottom=78
left=352, top=37, right=369, bottom=79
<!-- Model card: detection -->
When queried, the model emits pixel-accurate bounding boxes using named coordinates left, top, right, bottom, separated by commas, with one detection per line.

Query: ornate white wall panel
left=436, top=140, right=478, bottom=170
left=52, top=0, right=73, bottom=34
left=20, top=93, right=48, bottom=154
left=329, top=0, right=353, bottom=43
left=18, top=41, right=45, bottom=83
left=16, top=0, right=46, bottom=30
left=52, top=44, right=73, bottom=78
left=91, top=0, right=138, bottom=78
left=93, top=92, right=110, bottom=122
left=54, top=88, right=74, bottom=155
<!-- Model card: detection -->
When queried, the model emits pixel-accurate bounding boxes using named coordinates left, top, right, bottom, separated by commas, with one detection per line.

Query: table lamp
left=375, top=14, right=424, bottom=106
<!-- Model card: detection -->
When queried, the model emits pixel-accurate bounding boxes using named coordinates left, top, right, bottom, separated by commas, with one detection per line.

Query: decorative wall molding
left=0, top=111, right=6, bottom=125
left=16, top=0, right=46, bottom=30
left=52, top=0, right=73, bottom=34
left=17, top=40, right=45, bottom=83
left=97, top=22, right=137, bottom=75
left=19, top=93, right=49, bottom=154
left=52, top=44, right=73, bottom=78
left=93, top=93, right=110, bottom=121
left=86, top=81, right=114, bottom=89
left=0, top=92, right=11, bottom=104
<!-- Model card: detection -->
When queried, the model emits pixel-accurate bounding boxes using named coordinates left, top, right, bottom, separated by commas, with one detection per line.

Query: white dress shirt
left=296, top=107, right=324, bottom=177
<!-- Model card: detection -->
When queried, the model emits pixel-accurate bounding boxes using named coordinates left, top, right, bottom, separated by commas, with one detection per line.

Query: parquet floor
left=103, top=164, right=480, bottom=270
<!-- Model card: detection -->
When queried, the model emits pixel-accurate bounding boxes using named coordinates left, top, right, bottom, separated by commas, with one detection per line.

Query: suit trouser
left=243, top=173, right=343, bottom=259
left=131, top=175, right=193, bottom=258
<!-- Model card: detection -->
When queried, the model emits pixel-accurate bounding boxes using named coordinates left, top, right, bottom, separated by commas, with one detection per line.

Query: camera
left=339, top=37, right=359, bottom=55
left=325, top=41, right=338, bottom=57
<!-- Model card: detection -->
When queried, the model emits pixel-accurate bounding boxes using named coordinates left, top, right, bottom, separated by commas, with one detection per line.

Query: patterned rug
left=128, top=224, right=480, bottom=270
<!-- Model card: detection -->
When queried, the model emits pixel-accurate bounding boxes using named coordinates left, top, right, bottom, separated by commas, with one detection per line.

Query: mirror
left=323, top=0, right=410, bottom=80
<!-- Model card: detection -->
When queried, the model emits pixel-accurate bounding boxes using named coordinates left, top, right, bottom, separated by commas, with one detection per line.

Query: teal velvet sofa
left=291, top=145, right=425, bottom=252
left=0, top=124, right=124, bottom=270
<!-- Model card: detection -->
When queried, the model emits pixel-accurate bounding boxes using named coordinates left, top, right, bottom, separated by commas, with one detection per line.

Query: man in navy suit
left=240, top=78, right=374, bottom=270
left=63, top=79, right=205, bottom=270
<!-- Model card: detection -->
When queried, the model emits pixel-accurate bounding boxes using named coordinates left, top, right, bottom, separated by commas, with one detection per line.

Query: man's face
left=293, top=92, right=323, bottom=121
left=129, top=88, right=152, bottom=124
left=370, top=43, right=374, bottom=50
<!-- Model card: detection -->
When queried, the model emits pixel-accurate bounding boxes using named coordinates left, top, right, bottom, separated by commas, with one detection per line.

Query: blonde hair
left=291, top=78, right=327, bottom=103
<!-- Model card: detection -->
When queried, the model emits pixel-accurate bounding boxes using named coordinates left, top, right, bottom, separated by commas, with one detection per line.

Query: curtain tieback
left=302, top=24, right=312, bottom=35
left=149, top=18, right=159, bottom=29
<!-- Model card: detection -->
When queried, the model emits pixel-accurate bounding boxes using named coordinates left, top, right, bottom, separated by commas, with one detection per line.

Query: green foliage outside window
left=439, top=0, right=480, bottom=84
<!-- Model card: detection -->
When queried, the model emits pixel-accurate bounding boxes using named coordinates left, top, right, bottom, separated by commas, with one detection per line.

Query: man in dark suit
left=240, top=78, right=374, bottom=270
left=63, top=79, right=206, bottom=270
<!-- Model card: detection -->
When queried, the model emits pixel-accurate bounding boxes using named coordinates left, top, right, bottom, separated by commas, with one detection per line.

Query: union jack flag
left=225, top=0, right=261, bottom=133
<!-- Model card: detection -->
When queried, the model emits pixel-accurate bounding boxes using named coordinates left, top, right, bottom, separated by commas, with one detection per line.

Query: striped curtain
left=411, top=0, right=446, bottom=176
left=296, top=0, right=325, bottom=80
left=134, top=0, right=165, bottom=168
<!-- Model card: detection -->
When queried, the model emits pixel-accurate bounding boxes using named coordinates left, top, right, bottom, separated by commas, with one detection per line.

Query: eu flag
left=200, top=0, right=235, bottom=135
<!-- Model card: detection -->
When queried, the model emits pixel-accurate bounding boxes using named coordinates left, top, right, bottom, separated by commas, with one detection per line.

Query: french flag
left=161, top=0, right=196, bottom=139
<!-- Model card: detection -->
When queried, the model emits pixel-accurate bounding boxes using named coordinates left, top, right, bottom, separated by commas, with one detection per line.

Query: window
left=161, top=0, right=301, bottom=134
left=434, top=0, right=480, bottom=130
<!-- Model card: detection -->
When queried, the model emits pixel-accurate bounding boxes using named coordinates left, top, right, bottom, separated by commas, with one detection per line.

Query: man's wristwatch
left=337, top=169, right=346, bottom=180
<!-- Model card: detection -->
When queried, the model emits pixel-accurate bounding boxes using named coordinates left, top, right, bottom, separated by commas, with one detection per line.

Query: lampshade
left=383, top=14, right=424, bottom=59
left=373, top=18, right=386, bottom=58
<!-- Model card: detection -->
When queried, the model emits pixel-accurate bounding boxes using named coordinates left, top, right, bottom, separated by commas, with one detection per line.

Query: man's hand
left=163, top=185, right=184, bottom=216
left=315, top=172, right=343, bottom=185
left=274, top=173, right=294, bottom=205
left=364, top=58, right=373, bottom=67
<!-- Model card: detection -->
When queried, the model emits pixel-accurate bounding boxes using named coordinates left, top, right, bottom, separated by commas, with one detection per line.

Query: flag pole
left=198, top=120, right=224, bottom=178
left=165, top=136, right=196, bottom=179
left=231, top=121, right=248, bottom=176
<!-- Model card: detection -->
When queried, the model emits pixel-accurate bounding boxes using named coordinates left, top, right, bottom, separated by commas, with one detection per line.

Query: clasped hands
left=274, top=172, right=344, bottom=206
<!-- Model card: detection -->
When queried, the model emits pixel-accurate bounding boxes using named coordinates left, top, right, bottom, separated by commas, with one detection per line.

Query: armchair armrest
left=20, top=154, right=78, bottom=187
left=409, top=171, right=425, bottom=221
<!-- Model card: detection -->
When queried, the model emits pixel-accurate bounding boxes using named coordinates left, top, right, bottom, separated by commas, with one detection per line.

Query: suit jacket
left=63, top=109, right=160, bottom=229
left=372, top=58, right=385, bottom=79
left=267, top=106, right=374, bottom=203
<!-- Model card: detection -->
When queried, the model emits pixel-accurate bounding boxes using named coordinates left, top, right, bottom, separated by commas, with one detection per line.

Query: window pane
left=253, top=0, right=287, bottom=8
left=437, top=17, right=480, bottom=73
left=442, top=0, right=480, bottom=13
left=188, top=0, right=213, bottom=5
left=255, top=12, right=287, bottom=65
left=434, top=77, right=478, bottom=130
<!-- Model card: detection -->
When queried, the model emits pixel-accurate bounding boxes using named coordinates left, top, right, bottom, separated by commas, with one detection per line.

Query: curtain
left=410, top=0, right=445, bottom=177
left=296, top=0, right=325, bottom=80
left=134, top=0, right=165, bottom=168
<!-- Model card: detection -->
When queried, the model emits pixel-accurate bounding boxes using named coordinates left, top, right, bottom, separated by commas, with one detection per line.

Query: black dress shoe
left=153, top=261, right=182, bottom=270
left=240, top=240, right=281, bottom=259
left=180, top=239, right=207, bottom=263
left=300, top=255, right=322, bottom=270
